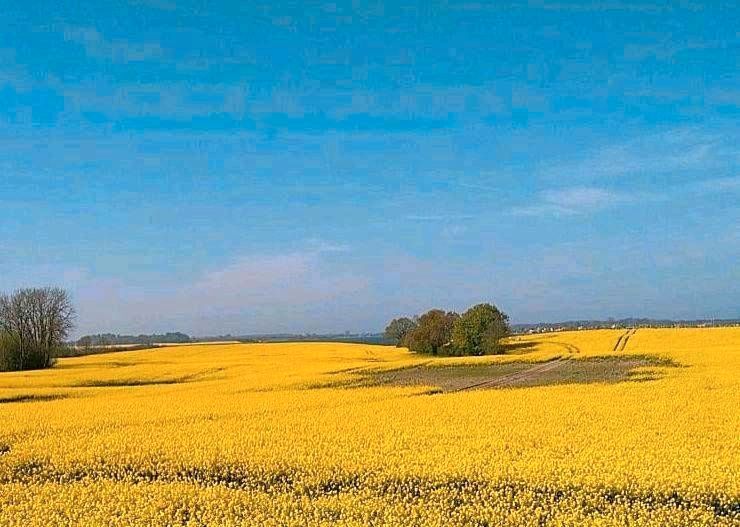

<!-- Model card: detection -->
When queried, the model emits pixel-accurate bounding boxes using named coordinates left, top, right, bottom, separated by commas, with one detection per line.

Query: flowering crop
left=0, top=330, right=738, bottom=526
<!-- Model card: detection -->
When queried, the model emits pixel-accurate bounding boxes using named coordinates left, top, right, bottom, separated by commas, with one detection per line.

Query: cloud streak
left=405, top=214, right=475, bottom=221
left=691, top=176, right=740, bottom=193
left=540, top=128, right=735, bottom=181
left=67, top=243, right=369, bottom=336
left=509, top=187, right=630, bottom=217
left=61, top=24, right=164, bottom=62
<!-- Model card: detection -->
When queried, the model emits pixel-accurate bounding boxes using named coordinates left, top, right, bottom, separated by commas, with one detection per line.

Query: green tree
left=405, top=309, right=458, bottom=355
left=384, top=317, right=418, bottom=346
left=452, top=303, right=509, bottom=355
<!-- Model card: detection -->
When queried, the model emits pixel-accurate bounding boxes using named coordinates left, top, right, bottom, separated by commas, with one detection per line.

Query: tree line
left=0, top=288, right=75, bottom=371
left=77, top=332, right=191, bottom=347
left=1, top=287, right=511, bottom=371
left=385, top=303, right=509, bottom=356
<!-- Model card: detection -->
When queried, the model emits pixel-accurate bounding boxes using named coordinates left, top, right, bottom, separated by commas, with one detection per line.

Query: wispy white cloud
left=60, top=81, right=249, bottom=122
left=691, top=176, right=740, bottom=193
left=510, top=171, right=740, bottom=219
left=65, top=242, right=366, bottom=335
left=53, top=76, right=505, bottom=130
left=441, top=224, right=469, bottom=238
left=127, top=0, right=178, bottom=11
left=456, top=180, right=501, bottom=192
left=184, top=252, right=362, bottom=311
left=622, top=37, right=724, bottom=62
left=303, top=238, right=351, bottom=253
left=516, top=125, right=740, bottom=220
left=405, top=214, right=475, bottom=221
left=61, top=24, right=164, bottom=62
left=540, top=128, right=735, bottom=181
left=509, top=186, right=630, bottom=217
left=0, top=48, right=38, bottom=91
left=532, top=2, right=685, bottom=13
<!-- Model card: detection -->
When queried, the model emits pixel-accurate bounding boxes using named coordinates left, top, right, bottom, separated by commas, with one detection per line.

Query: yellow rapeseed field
left=0, top=328, right=738, bottom=526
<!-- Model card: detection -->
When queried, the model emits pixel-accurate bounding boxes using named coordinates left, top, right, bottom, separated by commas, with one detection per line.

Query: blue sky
left=1, top=1, right=738, bottom=336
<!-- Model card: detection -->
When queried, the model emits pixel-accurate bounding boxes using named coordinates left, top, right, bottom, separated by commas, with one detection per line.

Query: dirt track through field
left=454, top=357, right=570, bottom=392
left=613, top=328, right=638, bottom=352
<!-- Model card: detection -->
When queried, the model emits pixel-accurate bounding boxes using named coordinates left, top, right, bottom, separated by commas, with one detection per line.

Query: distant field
left=154, top=340, right=243, bottom=346
left=0, top=329, right=738, bottom=526
left=60, top=341, right=243, bottom=358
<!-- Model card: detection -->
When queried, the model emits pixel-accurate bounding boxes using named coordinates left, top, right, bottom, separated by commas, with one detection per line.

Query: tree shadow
left=307, top=355, right=682, bottom=393
left=0, top=393, right=69, bottom=404
left=71, top=367, right=226, bottom=388
left=74, top=378, right=187, bottom=387
left=499, top=341, right=539, bottom=353
left=54, top=359, right=173, bottom=370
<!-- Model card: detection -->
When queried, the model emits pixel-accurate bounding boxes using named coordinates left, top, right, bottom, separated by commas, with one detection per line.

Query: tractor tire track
left=613, top=328, right=638, bottom=352
left=619, top=328, right=637, bottom=352
left=454, top=357, right=569, bottom=392
left=612, top=332, right=626, bottom=352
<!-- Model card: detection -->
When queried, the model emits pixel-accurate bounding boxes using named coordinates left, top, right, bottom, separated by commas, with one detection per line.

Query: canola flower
left=0, top=330, right=738, bottom=526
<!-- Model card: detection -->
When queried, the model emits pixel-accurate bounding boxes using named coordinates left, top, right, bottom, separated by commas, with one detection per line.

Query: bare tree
left=0, top=287, right=75, bottom=370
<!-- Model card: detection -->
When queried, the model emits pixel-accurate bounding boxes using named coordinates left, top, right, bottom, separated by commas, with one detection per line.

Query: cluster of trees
left=0, top=288, right=75, bottom=371
left=385, top=303, right=509, bottom=356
